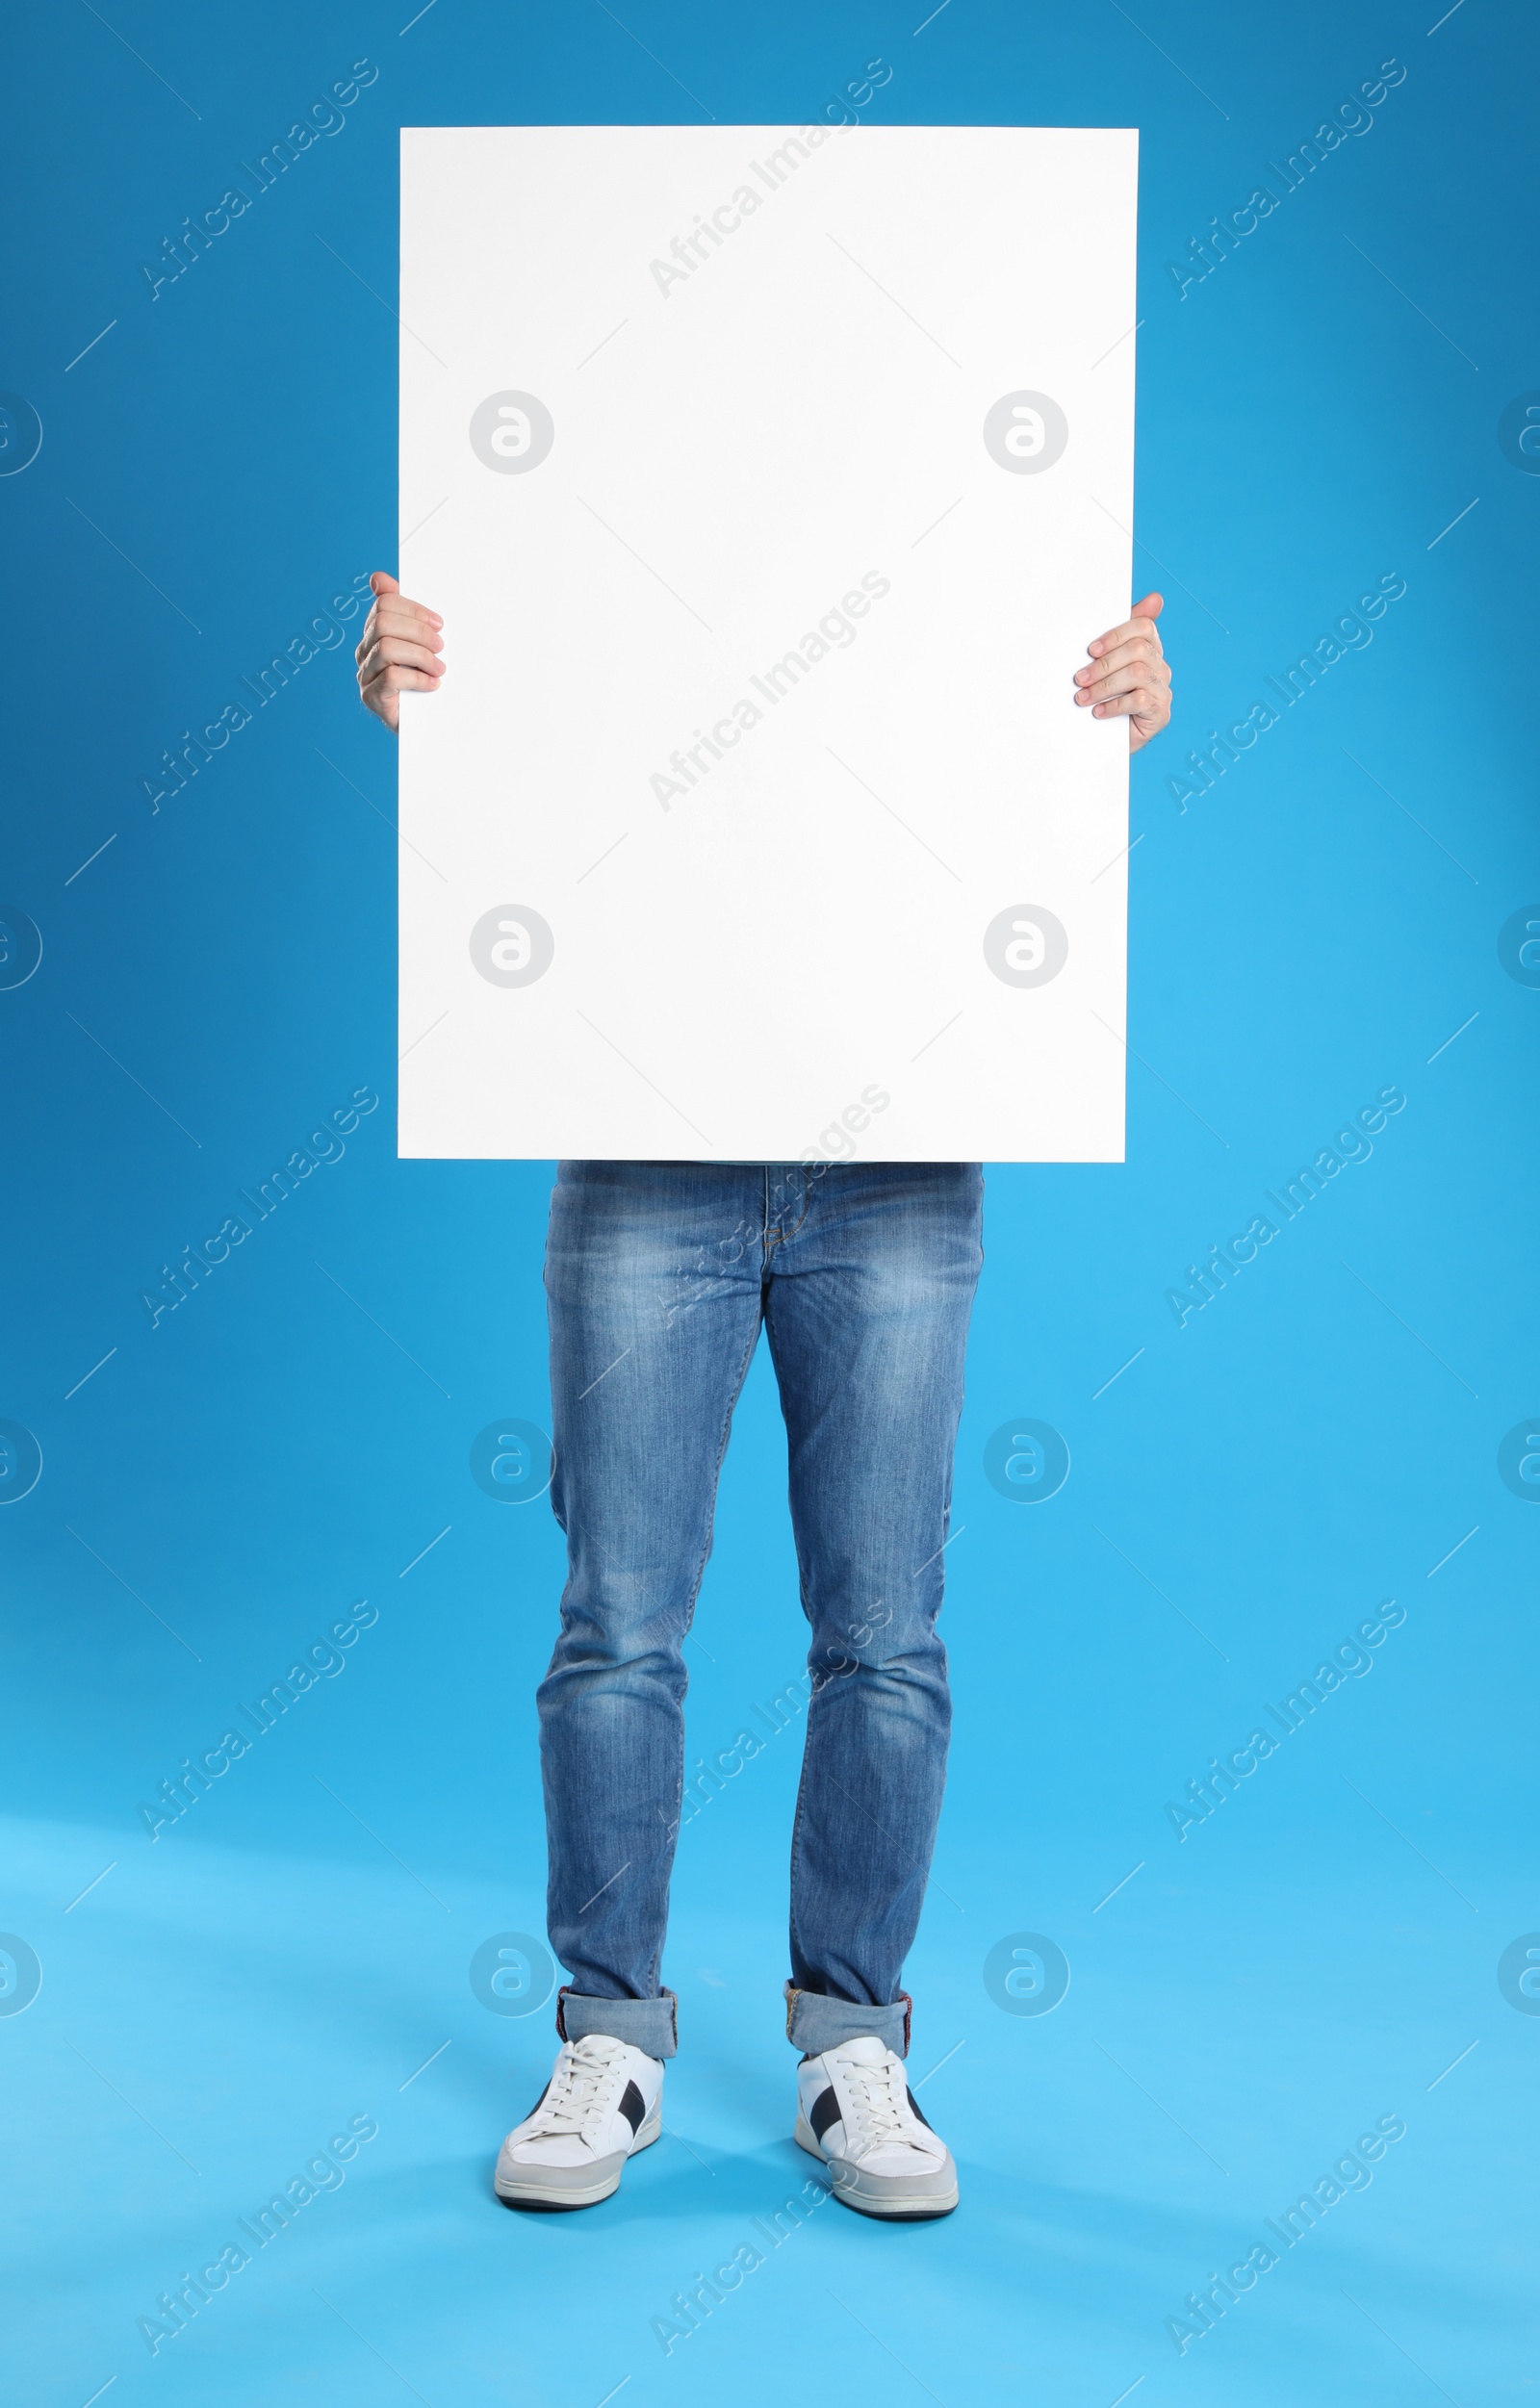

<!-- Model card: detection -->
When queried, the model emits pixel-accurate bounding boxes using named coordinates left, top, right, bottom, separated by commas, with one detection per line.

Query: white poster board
left=398, top=124, right=1136, bottom=1162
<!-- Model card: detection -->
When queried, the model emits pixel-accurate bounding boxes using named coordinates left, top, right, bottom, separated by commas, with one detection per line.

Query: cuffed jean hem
left=555, top=1985, right=679, bottom=2061
left=784, top=1981, right=912, bottom=2059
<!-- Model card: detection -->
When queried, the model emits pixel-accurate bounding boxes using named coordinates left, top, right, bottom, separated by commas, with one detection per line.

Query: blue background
left=3, top=1, right=1537, bottom=2401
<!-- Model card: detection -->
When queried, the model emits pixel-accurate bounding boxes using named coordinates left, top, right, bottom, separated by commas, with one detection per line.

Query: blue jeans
left=538, top=1160, right=983, bottom=2061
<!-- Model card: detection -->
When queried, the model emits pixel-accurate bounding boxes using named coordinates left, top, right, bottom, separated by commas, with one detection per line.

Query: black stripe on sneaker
left=618, top=2079, right=646, bottom=2135
left=906, top=2088, right=933, bottom=2128
left=808, top=2085, right=843, bottom=2141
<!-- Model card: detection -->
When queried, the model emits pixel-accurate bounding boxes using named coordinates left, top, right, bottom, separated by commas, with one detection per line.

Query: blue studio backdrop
left=3, top=3, right=1536, bottom=2402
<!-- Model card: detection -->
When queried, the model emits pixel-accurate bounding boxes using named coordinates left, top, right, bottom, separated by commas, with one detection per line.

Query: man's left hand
left=1074, top=591, right=1172, bottom=752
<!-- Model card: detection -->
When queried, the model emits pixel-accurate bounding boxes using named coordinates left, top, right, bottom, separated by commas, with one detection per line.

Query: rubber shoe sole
left=794, top=2109, right=960, bottom=2220
left=495, top=2102, right=661, bottom=2211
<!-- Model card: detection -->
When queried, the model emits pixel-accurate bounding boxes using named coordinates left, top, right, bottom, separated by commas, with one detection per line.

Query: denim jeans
left=538, top=1160, right=983, bottom=2061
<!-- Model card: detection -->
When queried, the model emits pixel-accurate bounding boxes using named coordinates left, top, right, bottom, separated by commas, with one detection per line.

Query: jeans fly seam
left=763, top=1165, right=812, bottom=1252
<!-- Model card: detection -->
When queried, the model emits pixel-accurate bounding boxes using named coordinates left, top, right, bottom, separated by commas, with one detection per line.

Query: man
left=357, top=571, right=1171, bottom=2218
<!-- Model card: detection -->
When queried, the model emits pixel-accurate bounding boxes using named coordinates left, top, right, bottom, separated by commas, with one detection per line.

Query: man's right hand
left=355, top=571, right=444, bottom=731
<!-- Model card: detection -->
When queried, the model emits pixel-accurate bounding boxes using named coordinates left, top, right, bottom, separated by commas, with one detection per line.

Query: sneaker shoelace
left=839, top=2054, right=916, bottom=2153
left=528, top=2039, right=624, bottom=2139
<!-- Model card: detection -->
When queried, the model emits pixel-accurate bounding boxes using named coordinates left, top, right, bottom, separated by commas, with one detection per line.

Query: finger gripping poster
left=398, top=123, right=1138, bottom=1162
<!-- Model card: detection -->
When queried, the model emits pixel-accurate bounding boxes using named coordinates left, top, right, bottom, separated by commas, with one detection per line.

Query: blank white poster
left=398, top=123, right=1137, bottom=1162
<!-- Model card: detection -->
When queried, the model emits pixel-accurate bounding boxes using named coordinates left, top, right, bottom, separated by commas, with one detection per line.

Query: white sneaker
left=794, top=2035, right=959, bottom=2219
left=495, top=2033, right=663, bottom=2210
